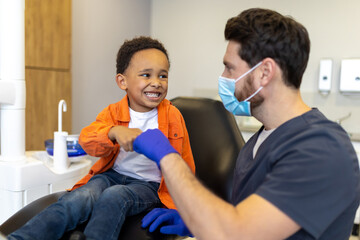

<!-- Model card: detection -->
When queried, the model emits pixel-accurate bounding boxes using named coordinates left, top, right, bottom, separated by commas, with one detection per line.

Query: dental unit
left=0, top=0, right=90, bottom=224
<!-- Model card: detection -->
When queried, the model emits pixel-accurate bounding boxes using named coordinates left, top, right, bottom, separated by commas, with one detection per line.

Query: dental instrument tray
left=44, top=135, right=87, bottom=158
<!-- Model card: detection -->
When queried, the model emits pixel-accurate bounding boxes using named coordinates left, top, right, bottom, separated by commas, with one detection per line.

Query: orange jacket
left=71, top=95, right=195, bottom=209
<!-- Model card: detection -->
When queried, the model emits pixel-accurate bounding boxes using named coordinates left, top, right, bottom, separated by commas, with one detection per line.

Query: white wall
left=72, top=0, right=151, bottom=133
left=151, top=0, right=360, bottom=135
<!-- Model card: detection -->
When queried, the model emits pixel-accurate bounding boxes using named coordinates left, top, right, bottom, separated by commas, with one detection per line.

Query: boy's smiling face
left=116, top=48, right=169, bottom=112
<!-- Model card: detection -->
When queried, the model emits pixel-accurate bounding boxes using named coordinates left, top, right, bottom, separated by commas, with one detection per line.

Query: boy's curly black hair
left=116, top=36, right=170, bottom=74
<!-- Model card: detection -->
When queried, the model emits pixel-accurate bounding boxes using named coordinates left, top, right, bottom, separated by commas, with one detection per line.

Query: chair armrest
left=0, top=191, right=66, bottom=235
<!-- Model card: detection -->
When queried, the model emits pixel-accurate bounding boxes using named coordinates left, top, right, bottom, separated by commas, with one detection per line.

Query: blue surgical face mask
left=218, top=61, right=263, bottom=116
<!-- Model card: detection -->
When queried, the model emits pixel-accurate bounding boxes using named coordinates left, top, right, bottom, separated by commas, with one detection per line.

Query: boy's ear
left=116, top=73, right=127, bottom=90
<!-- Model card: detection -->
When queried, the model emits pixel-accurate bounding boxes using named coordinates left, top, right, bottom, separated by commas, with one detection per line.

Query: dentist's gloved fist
left=142, top=208, right=193, bottom=237
left=133, top=129, right=179, bottom=168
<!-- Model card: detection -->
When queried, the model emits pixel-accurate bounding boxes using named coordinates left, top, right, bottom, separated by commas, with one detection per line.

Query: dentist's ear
left=259, top=58, right=276, bottom=87
left=116, top=73, right=127, bottom=90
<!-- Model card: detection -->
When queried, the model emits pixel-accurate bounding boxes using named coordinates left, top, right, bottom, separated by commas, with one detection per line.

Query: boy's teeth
left=146, top=93, right=160, bottom=97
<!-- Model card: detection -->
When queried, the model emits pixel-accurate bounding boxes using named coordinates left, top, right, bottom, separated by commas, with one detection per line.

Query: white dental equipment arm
left=0, top=0, right=26, bottom=162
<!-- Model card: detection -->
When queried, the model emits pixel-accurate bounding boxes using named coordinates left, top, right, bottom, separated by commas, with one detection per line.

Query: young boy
left=8, top=36, right=195, bottom=240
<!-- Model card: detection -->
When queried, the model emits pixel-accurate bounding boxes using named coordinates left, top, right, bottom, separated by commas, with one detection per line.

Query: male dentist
left=134, top=8, right=360, bottom=240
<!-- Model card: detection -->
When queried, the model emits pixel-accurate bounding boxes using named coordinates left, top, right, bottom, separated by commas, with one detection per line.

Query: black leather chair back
left=171, top=97, right=245, bottom=201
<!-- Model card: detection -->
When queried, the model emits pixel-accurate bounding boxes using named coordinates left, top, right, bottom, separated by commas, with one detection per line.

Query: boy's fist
left=108, top=126, right=142, bottom=151
left=133, top=129, right=178, bottom=168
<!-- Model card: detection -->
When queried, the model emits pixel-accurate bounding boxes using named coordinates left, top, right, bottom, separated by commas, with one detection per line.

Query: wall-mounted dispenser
left=340, top=59, right=360, bottom=94
left=318, top=59, right=332, bottom=94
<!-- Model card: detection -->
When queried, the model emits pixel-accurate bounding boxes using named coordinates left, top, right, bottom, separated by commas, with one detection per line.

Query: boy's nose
left=150, top=78, right=161, bottom=87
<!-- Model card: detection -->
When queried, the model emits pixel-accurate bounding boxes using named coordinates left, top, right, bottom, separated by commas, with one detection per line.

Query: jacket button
left=174, top=133, right=178, bottom=137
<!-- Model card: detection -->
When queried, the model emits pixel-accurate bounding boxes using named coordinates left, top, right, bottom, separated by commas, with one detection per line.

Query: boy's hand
left=133, top=129, right=179, bottom=168
left=142, top=208, right=193, bottom=237
left=108, top=126, right=142, bottom=151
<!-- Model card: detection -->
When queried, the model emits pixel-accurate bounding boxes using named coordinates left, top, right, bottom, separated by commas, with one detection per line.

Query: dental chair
left=0, top=97, right=245, bottom=240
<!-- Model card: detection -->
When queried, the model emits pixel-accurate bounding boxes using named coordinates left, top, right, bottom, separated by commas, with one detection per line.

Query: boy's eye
left=140, top=73, right=150, bottom=78
left=159, top=74, right=168, bottom=79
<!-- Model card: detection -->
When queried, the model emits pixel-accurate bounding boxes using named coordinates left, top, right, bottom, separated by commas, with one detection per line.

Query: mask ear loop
left=234, top=61, right=263, bottom=83
left=244, top=86, right=263, bottom=101
left=234, top=61, right=263, bottom=101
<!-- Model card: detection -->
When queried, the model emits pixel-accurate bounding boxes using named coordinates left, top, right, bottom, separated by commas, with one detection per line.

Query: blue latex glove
left=133, top=129, right=179, bottom=168
left=142, top=208, right=193, bottom=237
